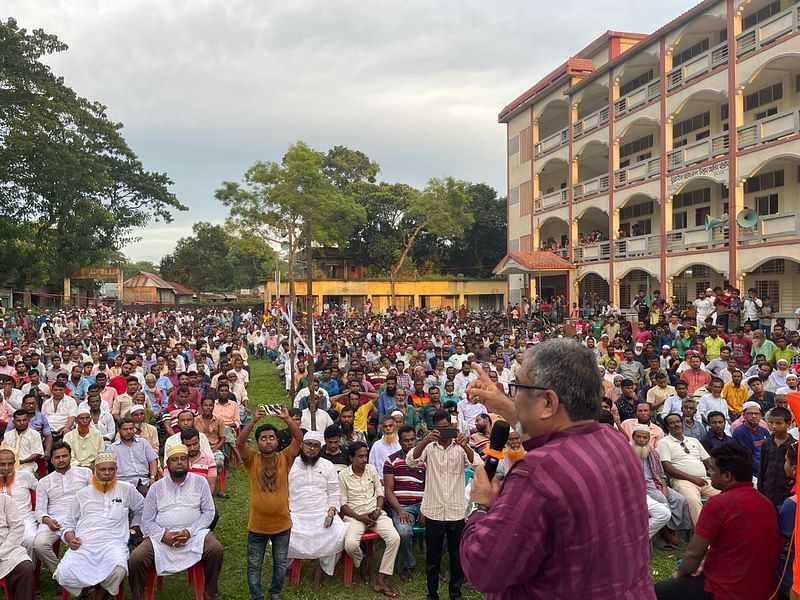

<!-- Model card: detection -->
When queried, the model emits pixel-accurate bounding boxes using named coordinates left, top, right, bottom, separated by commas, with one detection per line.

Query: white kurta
left=0, top=470, right=38, bottom=547
left=140, top=473, right=214, bottom=576
left=34, top=467, right=94, bottom=533
left=55, top=480, right=144, bottom=588
left=287, top=457, right=347, bottom=575
left=3, top=428, right=44, bottom=473
left=0, top=495, right=31, bottom=579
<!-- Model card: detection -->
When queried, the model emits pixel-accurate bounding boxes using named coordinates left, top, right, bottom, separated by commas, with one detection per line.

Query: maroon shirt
left=460, top=422, right=654, bottom=599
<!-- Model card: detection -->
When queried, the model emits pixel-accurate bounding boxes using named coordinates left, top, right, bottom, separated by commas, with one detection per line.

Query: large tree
left=216, top=142, right=366, bottom=334
left=0, top=19, right=185, bottom=289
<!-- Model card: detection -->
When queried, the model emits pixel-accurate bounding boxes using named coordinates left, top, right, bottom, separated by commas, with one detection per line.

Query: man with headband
left=129, top=444, right=223, bottom=600
left=55, top=452, right=144, bottom=598
left=286, top=430, right=347, bottom=589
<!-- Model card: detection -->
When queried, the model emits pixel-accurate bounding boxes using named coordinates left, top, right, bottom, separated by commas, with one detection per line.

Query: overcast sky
left=6, top=0, right=696, bottom=262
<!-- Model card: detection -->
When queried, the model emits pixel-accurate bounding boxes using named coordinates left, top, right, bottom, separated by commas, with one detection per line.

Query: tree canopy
left=0, top=18, right=185, bottom=288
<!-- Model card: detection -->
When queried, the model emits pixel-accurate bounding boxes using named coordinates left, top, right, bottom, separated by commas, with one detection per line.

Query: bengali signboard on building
left=667, top=160, right=729, bottom=194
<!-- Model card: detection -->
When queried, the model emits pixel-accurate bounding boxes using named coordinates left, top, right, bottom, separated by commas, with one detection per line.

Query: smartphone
left=438, top=427, right=458, bottom=440
left=324, top=515, right=334, bottom=528
left=258, top=404, right=283, bottom=416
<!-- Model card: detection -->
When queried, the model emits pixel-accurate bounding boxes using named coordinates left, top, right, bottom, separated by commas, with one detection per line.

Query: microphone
left=482, top=420, right=510, bottom=481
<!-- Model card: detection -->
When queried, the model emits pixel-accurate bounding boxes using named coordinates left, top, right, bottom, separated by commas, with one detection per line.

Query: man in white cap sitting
left=56, top=452, right=144, bottom=599
left=287, top=430, right=347, bottom=589
left=129, top=444, right=223, bottom=600
left=0, top=446, right=37, bottom=550
left=63, top=406, right=105, bottom=467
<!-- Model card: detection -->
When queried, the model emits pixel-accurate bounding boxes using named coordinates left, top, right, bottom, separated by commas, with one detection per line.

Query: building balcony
left=737, top=4, right=800, bottom=57
left=738, top=213, right=800, bottom=244
left=614, top=234, right=660, bottom=258
left=574, top=106, right=609, bottom=138
left=738, top=107, right=800, bottom=149
left=574, top=241, right=611, bottom=263
left=614, top=79, right=661, bottom=117
left=614, top=156, right=661, bottom=188
left=667, top=41, right=728, bottom=91
left=535, top=188, right=569, bottom=211
left=534, top=127, right=569, bottom=158
left=574, top=174, right=610, bottom=200
left=666, top=224, right=729, bottom=251
left=667, top=131, right=729, bottom=171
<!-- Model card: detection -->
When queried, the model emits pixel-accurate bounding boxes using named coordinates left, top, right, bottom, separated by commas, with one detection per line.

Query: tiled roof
left=493, top=250, right=575, bottom=274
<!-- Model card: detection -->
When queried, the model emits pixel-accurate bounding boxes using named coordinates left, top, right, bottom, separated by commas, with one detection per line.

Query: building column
left=457, top=293, right=465, bottom=308
left=63, top=277, right=71, bottom=308
left=413, top=294, right=421, bottom=309
left=529, top=275, right=537, bottom=301
left=612, top=278, right=621, bottom=307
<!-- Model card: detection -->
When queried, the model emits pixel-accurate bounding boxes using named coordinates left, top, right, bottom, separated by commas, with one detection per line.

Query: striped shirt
left=383, top=450, right=425, bottom=505
left=461, top=422, right=655, bottom=599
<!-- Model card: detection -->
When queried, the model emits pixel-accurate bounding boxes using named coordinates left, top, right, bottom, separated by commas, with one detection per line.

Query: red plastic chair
left=0, top=577, right=13, bottom=600
left=147, top=561, right=204, bottom=600
left=217, top=468, right=226, bottom=494
left=342, top=530, right=379, bottom=586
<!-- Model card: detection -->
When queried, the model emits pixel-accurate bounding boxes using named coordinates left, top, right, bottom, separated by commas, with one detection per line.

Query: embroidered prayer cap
left=95, top=452, right=117, bottom=464
left=165, top=444, right=188, bottom=460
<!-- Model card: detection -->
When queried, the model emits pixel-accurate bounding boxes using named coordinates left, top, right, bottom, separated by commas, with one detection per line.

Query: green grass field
left=34, top=359, right=676, bottom=599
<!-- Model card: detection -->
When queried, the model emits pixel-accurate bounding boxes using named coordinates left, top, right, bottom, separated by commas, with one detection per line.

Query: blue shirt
left=319, top=378, right=339, bottom=396
left=700, top=431, right=731, bottom=453
left=5, top=412, right=51, bottom=436
left=778, top=496, right=796, bottom=594
left=732, top=424, right=770, bottom=477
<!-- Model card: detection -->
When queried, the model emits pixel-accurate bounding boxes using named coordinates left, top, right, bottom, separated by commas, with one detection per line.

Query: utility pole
left=304, top=215, right=314, bottom=355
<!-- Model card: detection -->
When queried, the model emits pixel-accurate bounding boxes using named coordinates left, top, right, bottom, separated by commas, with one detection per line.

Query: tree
left=159, top=223, right=232, bottom=292
left=388, top=177, right=474, bottom=306
left=216, top=142, right=366, bottom=335
left=226, top=234, right=275, bottom=290
left=0, top=19, right=185, bottom=290
left=322, top=145, right=380, bottom=190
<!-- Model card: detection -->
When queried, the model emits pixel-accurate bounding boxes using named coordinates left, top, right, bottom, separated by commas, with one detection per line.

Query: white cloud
left=4, top=0, right=699, bottom=259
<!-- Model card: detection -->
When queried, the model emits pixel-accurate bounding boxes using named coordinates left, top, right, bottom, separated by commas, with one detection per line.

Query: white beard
left=632, top=444, right=650, bottom=460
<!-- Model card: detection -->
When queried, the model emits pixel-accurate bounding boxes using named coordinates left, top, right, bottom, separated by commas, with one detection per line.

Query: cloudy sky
left=6, top=0, right=696, bottom=262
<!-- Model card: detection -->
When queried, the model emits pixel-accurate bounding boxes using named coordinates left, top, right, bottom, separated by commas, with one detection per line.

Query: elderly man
left=33, top=441, right=93, bottom=577
left=287, top=430, right=347, bottom=589
left=340, top=442, right=400, bottom=598
left=630, top=424, right=691, bottom=547
left=0, top=447, right=37, bottom=550
left=368, top=416, right=401, bottom=484
left=129, top=444, right=223, bottom=600
left=64, top=406, right=105, bottom=467
left=3, top=409, right=44, bottom=473
left=658, top=413, right=720, bottom=524
left=0, top=494, right=34, bottom=600
left=55, top=453, right=144, bottom=599
left=462, top=340, right=655, bottom=599
left=129, top=404, right=159, bottom=454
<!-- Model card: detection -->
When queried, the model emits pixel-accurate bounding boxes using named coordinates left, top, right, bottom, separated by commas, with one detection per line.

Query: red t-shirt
left=696, top=481, right=779, bottom=599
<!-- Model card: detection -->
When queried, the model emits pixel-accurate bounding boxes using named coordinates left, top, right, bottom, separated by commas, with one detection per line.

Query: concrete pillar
left=63, top=277, right=71, bottom=308
left=457, top=293, right=465, bottom=308
left=612, top=278, right=621, bottom=307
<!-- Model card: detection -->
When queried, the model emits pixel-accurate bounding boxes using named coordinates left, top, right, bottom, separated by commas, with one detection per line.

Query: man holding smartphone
left=407, top=410, right=481, bottom=600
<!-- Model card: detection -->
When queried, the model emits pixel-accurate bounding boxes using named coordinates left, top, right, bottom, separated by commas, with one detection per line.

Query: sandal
left=373, top=585, right=398, bottom=597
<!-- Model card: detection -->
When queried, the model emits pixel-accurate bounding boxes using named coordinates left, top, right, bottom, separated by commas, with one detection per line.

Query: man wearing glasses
left=658, top=413, right=719, bottom=525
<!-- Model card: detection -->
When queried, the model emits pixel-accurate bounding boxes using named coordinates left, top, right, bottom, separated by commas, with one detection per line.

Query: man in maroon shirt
left=731, top=327, right=753, bottom=370
left=654, top=442, right=779, bottom=599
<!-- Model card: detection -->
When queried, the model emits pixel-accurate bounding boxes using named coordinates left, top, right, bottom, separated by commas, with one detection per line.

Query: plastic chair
left=464, top=468, right=475, bottom=486
left=218, top=468, right=226, bottom=494
left=342, top=531, right=379, bottom=586
left=412, top=525, right=426, bottom=550
left=147, top=562, right=204, bottom=600
left=0, top=577, right=13, bottom=600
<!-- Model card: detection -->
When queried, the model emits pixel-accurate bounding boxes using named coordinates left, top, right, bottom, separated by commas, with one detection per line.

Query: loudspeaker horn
left=736, top=208, right=759, bottom=229
left=704, top=215, right=724, bottom=230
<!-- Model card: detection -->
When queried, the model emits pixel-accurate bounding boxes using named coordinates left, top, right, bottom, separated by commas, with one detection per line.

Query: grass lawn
left=35, top=359, right=676, bottom=599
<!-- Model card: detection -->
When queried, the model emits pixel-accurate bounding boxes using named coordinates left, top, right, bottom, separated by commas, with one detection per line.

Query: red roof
left=493, top=250, right=575, bottom=274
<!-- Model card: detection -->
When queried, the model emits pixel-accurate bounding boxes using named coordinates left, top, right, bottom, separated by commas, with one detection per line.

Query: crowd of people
left=0, top=288, right=798, bottom=599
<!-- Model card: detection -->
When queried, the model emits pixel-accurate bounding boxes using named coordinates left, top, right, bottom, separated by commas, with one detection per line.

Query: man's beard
left=92, top=474, right=118, bottom=493
left=632, top=444, right=651, bottom=460
left=383, top=433, right=398, bottom=443
left=300, top=451, right=321, bottom=466
left=169, top=469, right=188, bottom=479
left=504, top=447, right=525, bottom=465
left=476, top=425, right=488, bottom=435
left=0, top=472, right=15, bottom=490
left=385, top=388, right=395, bottom=396
left=340, top=423, right=354, bottom=435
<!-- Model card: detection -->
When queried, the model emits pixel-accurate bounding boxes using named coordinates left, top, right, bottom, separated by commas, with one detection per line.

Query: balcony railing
left=535, top=188, right=569, bottom=212
left=738, top=107, right=800, bottom=149
left=574, top=241, right=611, bottom=262
left=666, top=224, right=729, bottom=251
left=614, top=234, right=660, bottom=258
left=534, top=127, right=569, bottom=158
left=738, top=213, right=800, bottom=244
left=667, top=41, right=728, bottom=90
left=737, top=4, right=800, bottom=56
left=614, top=79, right=660, bottom=117
left=614, top=156, right=661, bottom=188
left=667, top=131, right=729, bottom=171
left=574, top=106, right=609, bottom=138
left=573, top=174, right=610, bottom=200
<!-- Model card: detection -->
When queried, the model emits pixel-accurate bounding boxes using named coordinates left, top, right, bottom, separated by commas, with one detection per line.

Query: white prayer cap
left=391, top=410, right=404, bottom=418
left=742, top=401, right=761, bottom=412
left=303, top=430, right=324, bottom=445
left=631, top=424, right=651, bottom=434
left=776, top=387, right=790, bottom=396
left=76, top=405, right=91, bottom=416
left=786, top=373, right=799, bottom=381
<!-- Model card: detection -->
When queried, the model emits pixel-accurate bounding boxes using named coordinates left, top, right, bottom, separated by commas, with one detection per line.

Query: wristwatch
left=472, top=503, right=490, bottom=513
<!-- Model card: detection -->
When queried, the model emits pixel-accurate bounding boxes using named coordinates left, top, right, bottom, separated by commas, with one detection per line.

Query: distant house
left=166, top=281, right=196, bottom=304
left=123, top=271, right=187, bottom=304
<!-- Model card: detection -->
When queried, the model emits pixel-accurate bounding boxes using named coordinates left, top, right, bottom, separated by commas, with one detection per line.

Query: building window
left=755, top=193, right=779, bottom=216
left=755, top=107, right=779, bottom=120
left=743, top=0, right=781, bottom=30
left=508, top=135, right=520, bottom=155
left=619, top=70, right=654, bottom=96
left=673, top=212, right=688, bottom=229
left=745, top=169, right=784, bottom=193
left=744, top=82, right=782, bottom=112
left=673, top=187, right=711, bottom=208
left=673, top=38, right=710, bottom=67
left=673, top=111, right=710, bottom=139
left=721, top=104, right=729, bottom=121
left=508, top=238, right=520, bottom=251
left=753, top=280, right=780, bottom=311
left=509, top=186, right=520, bottom=205
left=619, top=200, right=655, bottom=220
left=619, top=134, right=654, bottom=159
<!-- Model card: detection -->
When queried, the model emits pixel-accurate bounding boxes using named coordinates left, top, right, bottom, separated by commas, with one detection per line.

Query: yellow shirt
left=722, top=383, right=748, bottom=413
left=63, top=428, right=105, bottom=467
left=354, top=400, right=375, bottom=433
left=245, top=450, right=294, bottom=535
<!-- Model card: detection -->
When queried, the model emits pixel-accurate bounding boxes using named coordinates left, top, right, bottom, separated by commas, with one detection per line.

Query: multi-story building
left=496, top=0, right=800, bottom=320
